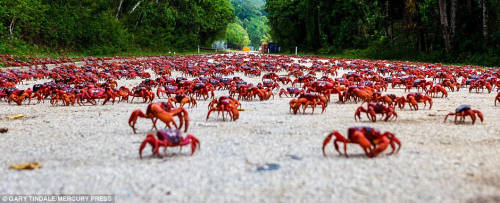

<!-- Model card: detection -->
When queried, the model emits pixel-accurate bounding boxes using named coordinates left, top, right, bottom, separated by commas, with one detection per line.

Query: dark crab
left=444, top=105, right=484, bottom=124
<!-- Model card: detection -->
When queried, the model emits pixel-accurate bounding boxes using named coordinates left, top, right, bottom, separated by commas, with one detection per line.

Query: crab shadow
left=355, top=117, right=397, bottom=123
left=444, top=121, right=482, bottom=125
left=354, top=119, right=392, bottom=123
left=288, top=111, right=322, bottom=115
left=205, top=118, right=235, bottom=122
left=323, top=153, right=379, bottom=159
left=138, top=151, right=194, bottom=160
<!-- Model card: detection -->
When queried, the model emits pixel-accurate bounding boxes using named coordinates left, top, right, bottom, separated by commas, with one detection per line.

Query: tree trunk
left=9, top=16, right=17, bottom=37
left=424, top=32, right=430, bottom=52
left=305, top=0, right=320, bottom=51
left=482, top=0, right=488, bottom=43
left=450, top=0, right=456, bottom=39
left=316, top=3, right=321, bottom=48
left=419, top=28, right=426, bottom=52
left=416, top=2, right=427, bottom=52
left=130, top=1, right=142, bottom=14
left=311, top=2, right=320, bottom=51
left=385, top=0, right=392, bottom=40
left=116, top=0, right=123, bottom=19
left=438, top=0, right=451, bottom=52
left=135, top=13, right=143, bottom=28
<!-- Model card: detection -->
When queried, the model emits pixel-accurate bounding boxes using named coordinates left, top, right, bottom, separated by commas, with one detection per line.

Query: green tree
left=245, top=16, right=270, bottom=48
left=0, top=0, right=45, bottom=39
left=226, top=23, right=250, bottom=49
left=230, top=0, right=269, bottom=48
left=265, top=0, right=499, bottom=65
left=0, top=0, right=234, bottom=54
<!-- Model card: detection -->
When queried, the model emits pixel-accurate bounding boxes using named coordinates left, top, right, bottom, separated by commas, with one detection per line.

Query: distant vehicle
left=261, top=43, right=280, bottom=53
left=268, top=43, right=280, bottom=53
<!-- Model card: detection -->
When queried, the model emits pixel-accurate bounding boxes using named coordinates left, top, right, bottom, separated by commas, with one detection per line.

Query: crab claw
left=186, top=134, right=200, bottom=155
left=473, top=110, right=484, bottom=123
left=368, top=136, right=390, bottom=158
left=383, top=132, right=401, bottom=154
left=322, top=133, right=334, bottom=157
left=322, top=131, right=346, bottom=157
left=129, top=109, right=149, bottom=134
left=444, top=113, right=454, bottom=123
left=354, top=106, right=366, bottom=121
left=139, top=133, right=158, bottom=159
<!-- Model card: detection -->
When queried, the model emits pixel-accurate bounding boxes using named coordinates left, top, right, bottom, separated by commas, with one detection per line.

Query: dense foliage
left=225, top=23, right=251, bottom=49
left=228, top=0, right=270, bottom=49
left=266, top=0, right=500, bottom=66
left=0, top=0, right=497, bottom=66
left=0, top=0, right=234, bottom=55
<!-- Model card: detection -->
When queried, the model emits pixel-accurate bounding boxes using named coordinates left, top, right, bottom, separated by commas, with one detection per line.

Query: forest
left=266, top=0, right=500, bottom=66
left=0, top=0, right=498, bottom=66
left=0, top=0, right=234, bottom=55
left=226, top=0, right=270, bottom=49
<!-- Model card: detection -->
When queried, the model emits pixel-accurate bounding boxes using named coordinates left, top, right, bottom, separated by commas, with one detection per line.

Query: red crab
left=168, top=94, right=197, bottom=108
left=278, top=87, right=304, bottom=98
left=406, top=92, right=433, bottom=110
left=207, top=96, right=240, bottom=121
left=290, top=93, right=328, bottom=114
left=278, top=76, right=292, bottom=85
left=130, top=86, right=155, bottom=103
left=156, top=85, right=179, bottom=99
left=139, top=129, right=200, bottom=158
left=262, top=72, right=279, bottom=81
left=444, top=105, right=484, bottom=124
left=322, top=126, right=401, bottom=158
left=354, top=103, right=398, bottom=122
left=128, top=102, right=189, bottom=133
left=262, top=80, right=280, bottom=90
left=372, top=93, right=397, bottom=106
left=426, top=85, right=448, bottom=98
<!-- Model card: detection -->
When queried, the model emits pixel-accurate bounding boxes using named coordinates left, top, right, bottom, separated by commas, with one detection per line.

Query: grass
left=274, top=51, right=499, bottom=68
left=0, top=38, right=226, bottom=62
left=0, top=41, right=225, bottom=67
left=273, top=45, right=499, bottom=68
left=0, top=39, right=497, bottom=68
left=3, top=50, right=221, bottom=59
